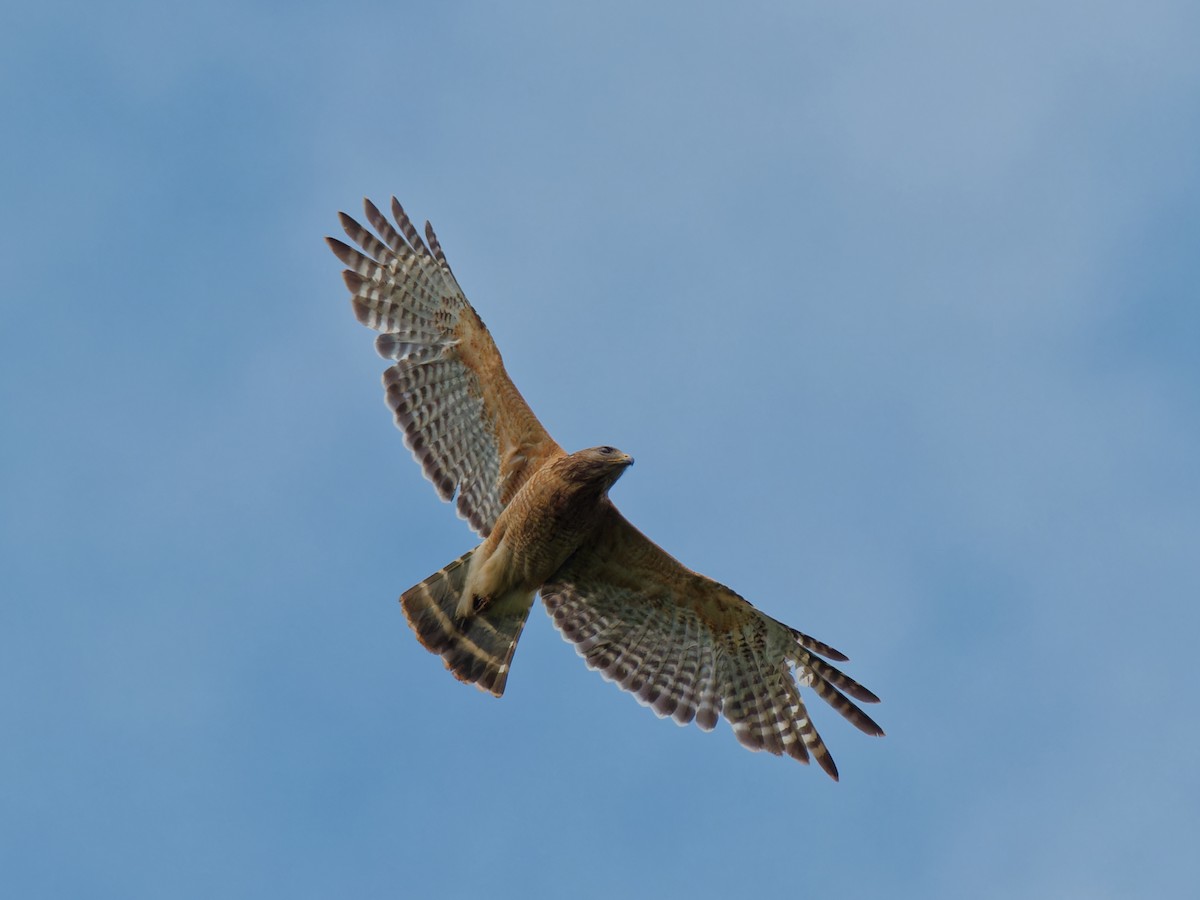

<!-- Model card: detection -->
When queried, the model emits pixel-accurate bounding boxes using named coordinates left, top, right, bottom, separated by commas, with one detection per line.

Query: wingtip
left=390, top=196, right=409, bottom=230
left=338, top=211, right=362, bottom=235
left=819, top=754, right=840, bottom=781
left=790, top=627, right=850, bottom=662
left=858, top=713, right=887, bottom=738
left=341, top=269, right=364, bottom=292
left=326, top=236, right=354, bottom=264
left=425, top=219, right=448, bottom=266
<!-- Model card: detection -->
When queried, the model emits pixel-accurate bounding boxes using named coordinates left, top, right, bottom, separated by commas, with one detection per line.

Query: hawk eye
left=599, top=446, right=615, bottom=455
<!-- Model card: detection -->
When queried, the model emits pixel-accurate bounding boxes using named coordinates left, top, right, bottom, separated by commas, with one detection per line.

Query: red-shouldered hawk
left=328, top=198, right=883, bottom=779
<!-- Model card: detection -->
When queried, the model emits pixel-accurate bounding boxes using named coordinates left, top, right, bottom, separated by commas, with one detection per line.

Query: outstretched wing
left=542, top=507, right=884, bottom=779
left=328, top=198, right=564, bottom=536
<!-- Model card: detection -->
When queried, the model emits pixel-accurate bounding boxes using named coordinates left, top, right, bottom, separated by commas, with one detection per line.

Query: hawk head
left=561, top=445, right=634, bottom=490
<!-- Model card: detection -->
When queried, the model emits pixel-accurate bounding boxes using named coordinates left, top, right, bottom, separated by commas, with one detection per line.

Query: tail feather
left=400, top=551, right=532, bottom=696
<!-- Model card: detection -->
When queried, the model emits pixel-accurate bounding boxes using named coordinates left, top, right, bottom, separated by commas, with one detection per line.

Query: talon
left=472, top=595, right=490, bottom=613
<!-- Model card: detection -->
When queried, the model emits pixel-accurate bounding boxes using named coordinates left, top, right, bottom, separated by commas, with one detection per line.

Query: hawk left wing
left=542, top=506, right=883, bottom=780
left=327, top=198, right=564, bottom=536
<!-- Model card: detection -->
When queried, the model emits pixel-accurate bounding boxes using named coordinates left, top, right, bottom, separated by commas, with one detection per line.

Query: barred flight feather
left=788, top=627, right=850, bottom=662
left=330, top=198, right=883, bottom=778
left=327, top=198, right=563, bottom=537
left=540, top=509, right=883, bottom=779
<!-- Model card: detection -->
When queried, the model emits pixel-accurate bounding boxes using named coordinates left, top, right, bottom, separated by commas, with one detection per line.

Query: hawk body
left=329, top=198, right=884, bottom=779
left=460, top=447, right=634, bottom=618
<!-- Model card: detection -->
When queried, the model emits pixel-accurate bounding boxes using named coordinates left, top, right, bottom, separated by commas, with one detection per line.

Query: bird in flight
left=327, top=198, right=883, bottom=779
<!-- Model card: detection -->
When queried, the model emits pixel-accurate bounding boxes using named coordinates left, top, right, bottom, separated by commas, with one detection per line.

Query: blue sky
left=3, top=1, right=1199, bottom=897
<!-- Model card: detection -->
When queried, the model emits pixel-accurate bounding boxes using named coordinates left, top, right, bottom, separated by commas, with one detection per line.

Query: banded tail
left=400, top=551, right=533, bottom=696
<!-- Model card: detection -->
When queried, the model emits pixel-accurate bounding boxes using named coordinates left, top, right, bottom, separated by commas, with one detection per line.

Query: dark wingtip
left=857, top=712, right=887, bottom=737
left=819, top=755, right=840, bottom=781
left=351, top=297, right=376, bottom=325
left=326, top=237, right=355, bottom=265
left=341, top=269, right=364, bottom=292
left=425, top=219, right=450, bottom=268
left=363, top=196, right=385, bottom=223
left=790, top=627, right=850, bottom=662
left=392, top=196, right=432, bottom=256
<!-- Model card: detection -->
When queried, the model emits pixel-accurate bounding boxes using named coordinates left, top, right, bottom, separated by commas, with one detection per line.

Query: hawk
left=328, top=198, right=884, bottom=779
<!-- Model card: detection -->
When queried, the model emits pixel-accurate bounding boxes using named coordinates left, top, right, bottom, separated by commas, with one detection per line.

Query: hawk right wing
left=542, top=506, right=884, bottom=779
left=328, top=198, right=564, bottom=537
